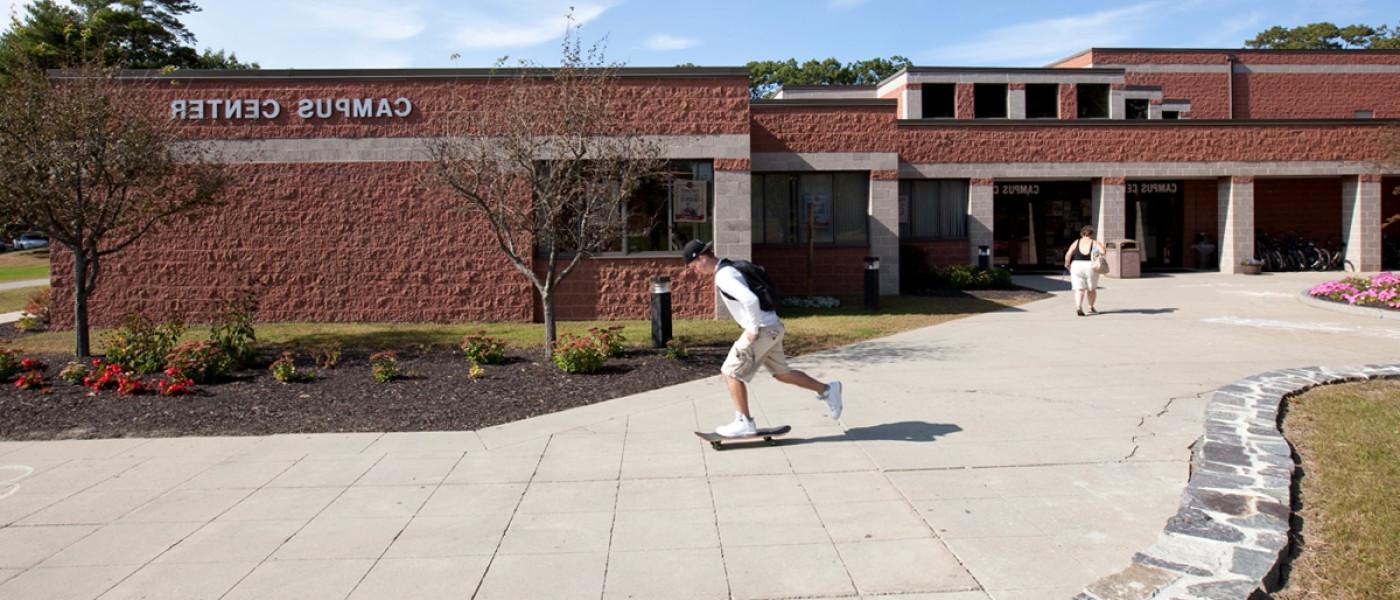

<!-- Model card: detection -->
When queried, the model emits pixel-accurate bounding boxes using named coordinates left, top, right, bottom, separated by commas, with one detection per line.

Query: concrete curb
left=1076, top=363, right=1400, bottom=600
left=1296, top=289, right=1400, bottom=321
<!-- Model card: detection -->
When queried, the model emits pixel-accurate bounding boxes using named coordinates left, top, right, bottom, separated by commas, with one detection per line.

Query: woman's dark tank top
left=1073, top=239, right=1094, bottom=261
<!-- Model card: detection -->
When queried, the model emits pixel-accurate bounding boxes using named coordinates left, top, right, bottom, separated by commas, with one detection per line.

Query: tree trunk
left=541, top=288, right=557, bottom=361
left=73, top=251, right=91, bottom=358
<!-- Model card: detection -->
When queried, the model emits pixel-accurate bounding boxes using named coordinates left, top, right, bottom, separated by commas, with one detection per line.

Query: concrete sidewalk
left=1, top=272, right=1397, bottom=599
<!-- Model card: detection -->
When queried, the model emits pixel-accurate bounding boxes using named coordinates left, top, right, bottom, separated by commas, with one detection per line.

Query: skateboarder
left=682, top=240, right=843, bottom=437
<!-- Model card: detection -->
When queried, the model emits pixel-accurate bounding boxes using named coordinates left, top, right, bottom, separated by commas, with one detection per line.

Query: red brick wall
left=955, top=84, right=975, bottom=120
left=143, top=75, right=750, bottom=140
left=905, top=240, right=968, bottom=267
left=1253, top=178, right=1343, bottom=241
left=1182, top=179, right=1219, bottom=269
left=1236, top=73, right=1400, bottom=119
left=51, top=162, right=535, bottom=328
left=753, top=105, right=1395, bottom=161
left=750, top=246, right=867, bottom=296
left=543, top=257, right=714, bottom=321
left=1088, top=50, right=1400, bottom=66
left=1059, top=84, right=1077, bottom=121
left=1121, top=72, right=1229, bottom=119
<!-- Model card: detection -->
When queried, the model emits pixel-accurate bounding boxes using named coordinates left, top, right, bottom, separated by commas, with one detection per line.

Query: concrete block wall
left=870, top=172, right=901, bottom=294
left=1342, top=174, right=1383, bottom=272
left=1218, top=176, right=1256, bottom=273
left=1093, top=177, right=1127, bottom=243
left=968, top=179, right=995, bottom=265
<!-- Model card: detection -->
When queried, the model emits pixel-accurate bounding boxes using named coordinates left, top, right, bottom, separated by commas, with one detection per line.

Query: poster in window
left=801, top=192, right=832, bottom=228
left=672, top=180, right=708, bottom=223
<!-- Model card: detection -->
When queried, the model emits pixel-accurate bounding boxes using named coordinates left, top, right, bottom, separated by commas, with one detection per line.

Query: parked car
left=13, top=233, right=48, bottom=250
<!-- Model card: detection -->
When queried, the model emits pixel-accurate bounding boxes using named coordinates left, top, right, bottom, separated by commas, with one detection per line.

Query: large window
left=1077, top=84, right=1110, bottom=118
left=899, top=180, right=968, bottom=239
left=551, top=160, right=713, bottom=256
left=921, top=83, right=956, bottom=118
left=751, top=172, right=869, bottom=245
left=974, top=83, right=1008, bottom=118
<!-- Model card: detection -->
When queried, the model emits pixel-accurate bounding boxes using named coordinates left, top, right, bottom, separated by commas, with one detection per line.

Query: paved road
left=0, top=272, right=1396, bottom=599
left=0, top=278, right=48, bottom=292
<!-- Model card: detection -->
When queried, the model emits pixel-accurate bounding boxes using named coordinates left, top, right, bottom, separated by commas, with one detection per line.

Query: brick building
left=50, top=48, right=1400, bottom=327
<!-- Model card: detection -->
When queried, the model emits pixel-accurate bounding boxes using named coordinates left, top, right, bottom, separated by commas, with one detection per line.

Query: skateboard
left=694, top=425, right=792, bottom=450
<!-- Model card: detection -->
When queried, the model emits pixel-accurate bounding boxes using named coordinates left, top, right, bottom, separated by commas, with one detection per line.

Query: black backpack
left=718, top=259, right=780, bottom=313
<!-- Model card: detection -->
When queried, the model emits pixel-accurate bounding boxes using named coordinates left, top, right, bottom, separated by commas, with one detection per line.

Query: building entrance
left=993, top=181, right=1093, bottom=271
left=1126, top=180, right=1185, bottom=270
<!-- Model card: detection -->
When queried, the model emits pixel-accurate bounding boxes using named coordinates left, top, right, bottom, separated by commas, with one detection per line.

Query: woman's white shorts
left=1069, top=260, right=1099, bottom=291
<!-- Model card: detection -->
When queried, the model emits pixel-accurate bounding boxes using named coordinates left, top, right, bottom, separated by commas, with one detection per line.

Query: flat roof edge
left=905, top=66, right=1125, bottom=75
left=56, top=66, right=752, bottom=80
left=753, top=98, right=898, bottom=107
left=897, top=118, right=1400, bottom=127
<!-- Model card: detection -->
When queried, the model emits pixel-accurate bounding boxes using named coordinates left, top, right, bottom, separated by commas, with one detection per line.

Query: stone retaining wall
left=1077, top=364, right=1400, bottom=600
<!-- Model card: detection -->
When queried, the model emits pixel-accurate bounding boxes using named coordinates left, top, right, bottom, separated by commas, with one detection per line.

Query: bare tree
left=427, top=19, right=666, bottom=358
left=0, top=61, right=228, bottom=357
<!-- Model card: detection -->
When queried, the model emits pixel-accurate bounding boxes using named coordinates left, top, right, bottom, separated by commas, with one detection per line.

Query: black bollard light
left=978, top=245, right=990, bottom=270
left=863, top=256, right=880, bottom=311
left=650, top=276, right=672, bottom=348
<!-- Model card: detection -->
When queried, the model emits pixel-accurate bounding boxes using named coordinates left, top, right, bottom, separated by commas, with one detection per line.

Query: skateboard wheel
left=710, top=441, right=722, bottom=450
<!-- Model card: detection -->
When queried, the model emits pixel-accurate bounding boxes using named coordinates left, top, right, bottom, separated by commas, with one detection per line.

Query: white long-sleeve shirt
left=715, top=262, right=781, bottom=334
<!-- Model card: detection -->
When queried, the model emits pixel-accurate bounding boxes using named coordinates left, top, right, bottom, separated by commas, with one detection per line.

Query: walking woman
left=1063, top=225, right=1106, bottom=316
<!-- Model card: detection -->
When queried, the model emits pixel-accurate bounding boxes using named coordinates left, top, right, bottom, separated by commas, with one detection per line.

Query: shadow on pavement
left=809, top=341, right=964, bottom=366
left=1094, top=308, right=1178, bottom=315
left=788, top=421, right=963, bottom=446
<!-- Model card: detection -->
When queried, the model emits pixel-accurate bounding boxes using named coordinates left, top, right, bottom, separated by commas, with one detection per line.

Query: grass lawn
left=0, top=285, right=45, bottom=313
left=1277, top=380, right=1400, bottom=600
left=0, top=249, right=50, bottom=283
left=8, top=292, right=1040, bottom=357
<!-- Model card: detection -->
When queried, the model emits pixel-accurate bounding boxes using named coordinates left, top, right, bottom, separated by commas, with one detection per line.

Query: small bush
left=16, top=288, right=51, bottom=332
left=157, top=368, right=195, bottom=396
left=116, top=371, right=145, bottom=395
left=19, top=357, right=47, bottom=373
left=269, top=352, right=312, bottom=383
left=589, top=325, right=627, bottom=358
left=663, top=337, right=689, bottom=360
left=468, top=361, right=485, bottom=381
left=210, top=294, right=259, bottom=367
left=552, top=333, right=607, bottom=374
left=104, top=315, right=186, bottom=375
left=59, top=361, right=87, bottom=385
left=937, top=265, right=1015, bottom=290
left=460, top=332, right=507, bottom=365
left=370, top=351, right=401, bottom=383
left=83, top=360, right=118, bottom=392
left=14, top=370, right=45, bottom=390
left=0, top=345, right=21, bottom=380
left=311, top=344, right=341, bottom=369
left=165, top=341, right=233, bottom=384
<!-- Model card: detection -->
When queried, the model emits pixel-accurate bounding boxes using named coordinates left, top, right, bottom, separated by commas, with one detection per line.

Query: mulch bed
left=0, top=347, right=727, bottom=440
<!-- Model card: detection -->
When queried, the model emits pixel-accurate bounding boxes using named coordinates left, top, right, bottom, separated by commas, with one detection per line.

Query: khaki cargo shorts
left=720, top=325, right=792, bottom=383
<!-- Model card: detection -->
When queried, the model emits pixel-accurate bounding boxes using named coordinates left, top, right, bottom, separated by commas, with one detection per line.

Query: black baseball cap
left=681, top=240, right=713, bottom=264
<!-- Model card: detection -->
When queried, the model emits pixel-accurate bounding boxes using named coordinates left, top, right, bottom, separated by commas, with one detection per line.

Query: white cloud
left=928, top=2, right=1163, bottom=66
left=645, top=33, right=698, bottom=51
left=295, top=2, right=426, bottom=41
left=454, top=2, right=612, bottom=49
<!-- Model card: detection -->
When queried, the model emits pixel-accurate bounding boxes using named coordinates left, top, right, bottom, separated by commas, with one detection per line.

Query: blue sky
left=6, top=0, right=1399, bottom=68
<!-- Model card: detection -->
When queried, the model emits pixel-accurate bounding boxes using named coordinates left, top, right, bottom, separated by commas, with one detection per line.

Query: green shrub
left=104, top=315, right=186, bottom=375
left=936, top=265, right=1015, bottom=291
left=460, top=332, right=506, bottom=365
left=663, top=337, right=689, bottom=360
left=59, top=361, right=87, bottom=385
left=552, top=334, right=606, bottom=374
left=311, top=344, right=341, bottom=369
left=16, top=288, right=51, bottom=332
left=269, top=352, right=312, bottom=383
left=165, top=341, right=233, bottom=384
left=370, top=351, right=401, bottom=383
left=0, top=344, right=20, bottom=380
left=210, top=294, right=259, bottom=367
left=589, top=325, right=627, bottom=358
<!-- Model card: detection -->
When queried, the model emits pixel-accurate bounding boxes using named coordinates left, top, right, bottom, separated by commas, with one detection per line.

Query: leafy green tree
left=1246, top=22, right=1400, bottom=49
left=0, top=0, right=256, bottom=72
left=746, top=56, right=911, bottom=99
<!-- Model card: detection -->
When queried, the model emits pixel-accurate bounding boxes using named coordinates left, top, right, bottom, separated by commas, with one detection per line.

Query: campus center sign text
left=169, top=97, right=413, bottom=120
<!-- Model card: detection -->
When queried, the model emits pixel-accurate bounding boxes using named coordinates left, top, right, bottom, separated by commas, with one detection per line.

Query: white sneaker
left=715, top=413, right=758, bottom=438
left=819, top=381, right=843, bottom=420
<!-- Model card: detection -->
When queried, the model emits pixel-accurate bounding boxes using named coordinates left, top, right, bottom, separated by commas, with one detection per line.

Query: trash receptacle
left=1105, top=240, right=1141, bottom=279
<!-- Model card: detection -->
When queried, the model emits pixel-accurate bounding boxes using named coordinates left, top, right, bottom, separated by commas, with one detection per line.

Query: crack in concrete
left=1122, top=389, right=1211, bottom=461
